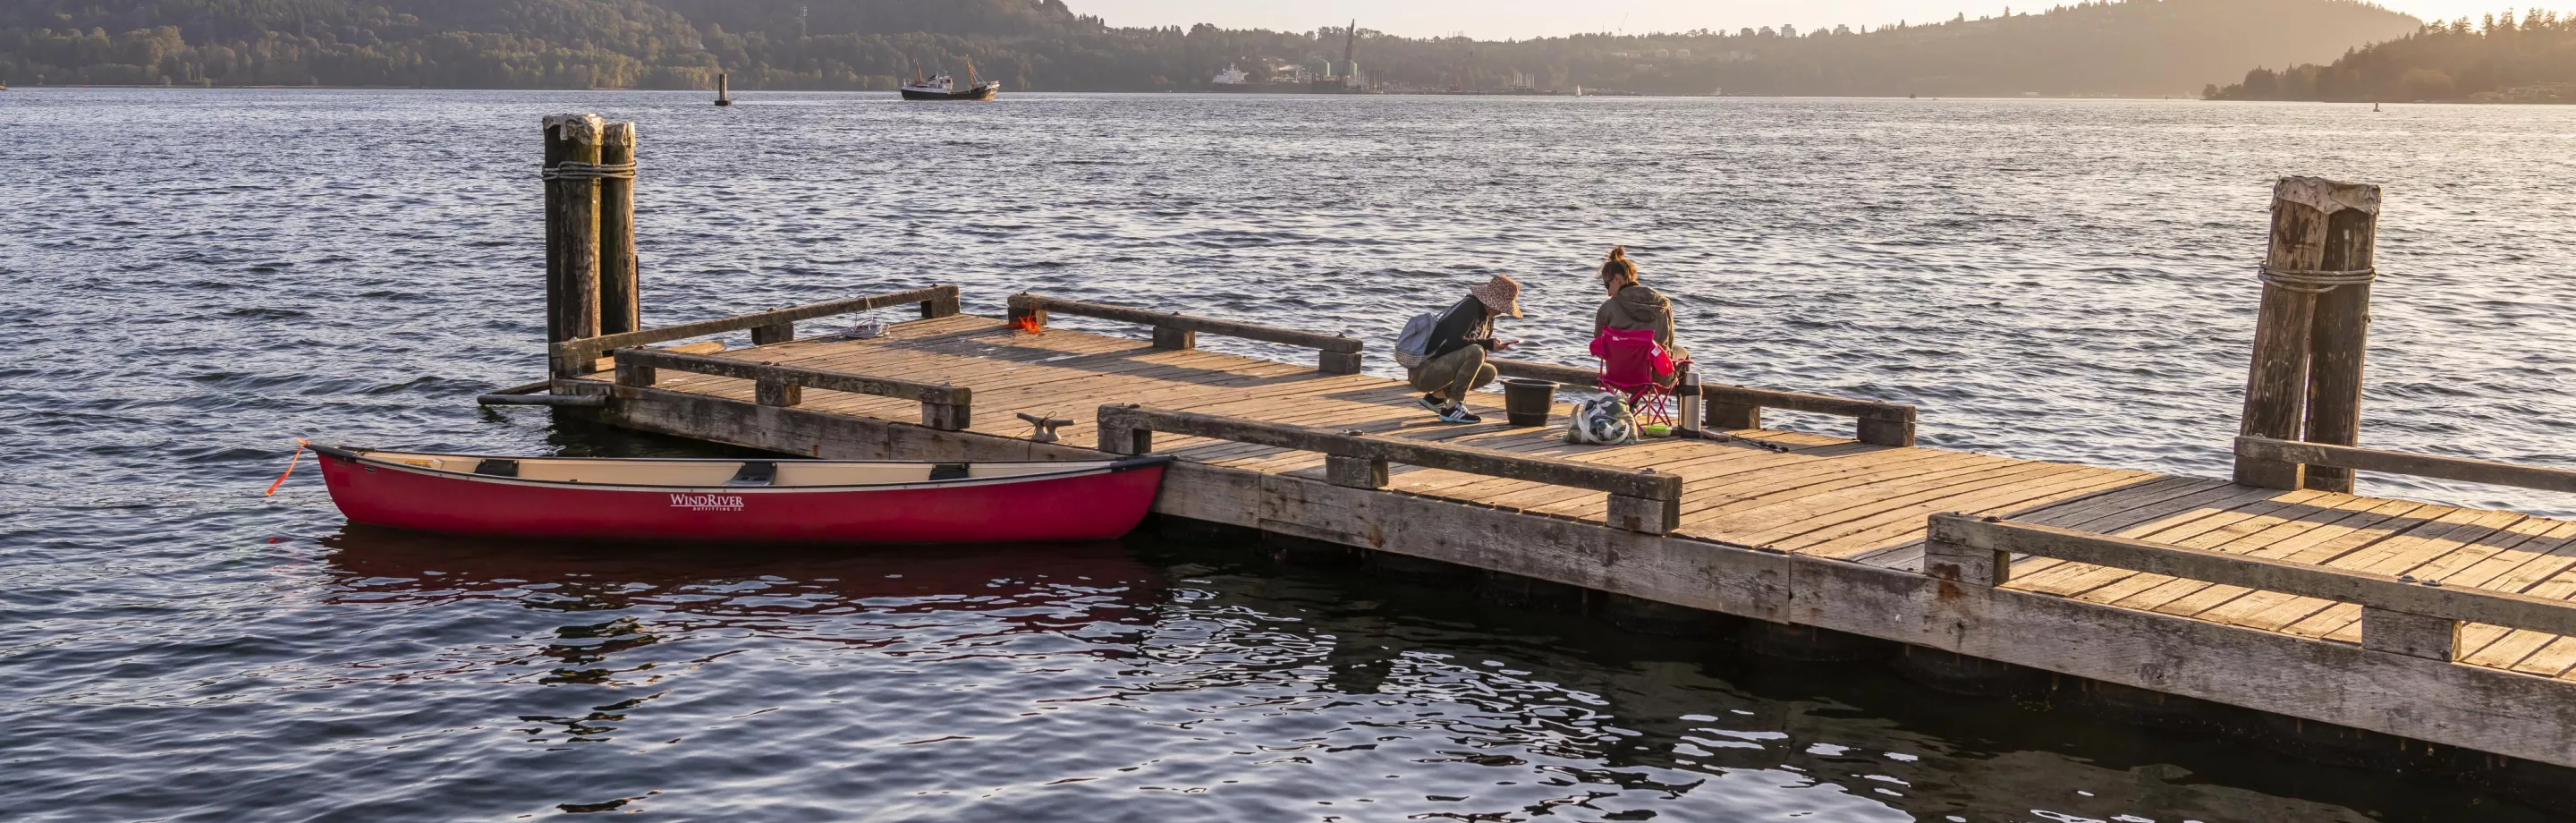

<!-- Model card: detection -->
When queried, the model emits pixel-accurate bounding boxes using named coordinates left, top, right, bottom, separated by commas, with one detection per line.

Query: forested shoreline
left=2206, top=11, right=2576, bottom=102
left=3, top=0, right=2418, bottom=97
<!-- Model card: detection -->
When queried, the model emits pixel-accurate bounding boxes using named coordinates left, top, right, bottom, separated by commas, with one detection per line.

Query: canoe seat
left=473, top=459, right=520, bottom=478
left=727, top=461, right=778, bottom=487
left=930, top=462, right=970, bottom=481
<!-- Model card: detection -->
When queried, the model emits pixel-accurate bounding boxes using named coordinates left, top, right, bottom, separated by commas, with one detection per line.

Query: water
left=2, top=89, right=2572, bottom=821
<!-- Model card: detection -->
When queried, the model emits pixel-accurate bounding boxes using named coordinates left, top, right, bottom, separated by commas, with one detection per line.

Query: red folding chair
left=1590, top=328, right=1681, bottom=428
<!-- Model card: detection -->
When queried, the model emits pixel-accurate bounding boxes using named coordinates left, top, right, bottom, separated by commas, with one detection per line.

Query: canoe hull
left=317, top=453, right=1165, bottom=544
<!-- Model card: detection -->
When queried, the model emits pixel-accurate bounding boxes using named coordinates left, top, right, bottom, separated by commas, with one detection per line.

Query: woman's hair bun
left=1600, top=246, right=1637, bottom=281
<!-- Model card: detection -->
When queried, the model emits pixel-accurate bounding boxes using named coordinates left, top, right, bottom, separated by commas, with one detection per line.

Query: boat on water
left=310, top=445, right=1171, bottom=544
left=902, top=59, right=999, bottom=101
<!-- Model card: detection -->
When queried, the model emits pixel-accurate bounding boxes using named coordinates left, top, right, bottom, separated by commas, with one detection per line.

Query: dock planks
left=574, top=313, right=2576, bottom=695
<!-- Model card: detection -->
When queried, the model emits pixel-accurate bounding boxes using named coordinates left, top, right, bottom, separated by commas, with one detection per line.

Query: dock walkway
left=500, top=125, right=2575, bottom=785
left=566, top=313, right=2576, bottom=729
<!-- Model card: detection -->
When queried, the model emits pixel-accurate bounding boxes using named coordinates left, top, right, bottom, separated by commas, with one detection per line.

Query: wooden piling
left=756, top=378, right=801, bottom=408
left=920, top=290, right=962, bottom=318
left=614, top=361, right=656, bottom=389
left=922, top=400, right=972, bottom=431
left=2296, top=181, right=2382, bottom=493
left=542, top=114, right=606, bottom=351
left=1006, top=293, right=1047, bottom=328
left=540, top=121, right=567, bottom=344
left=2236, top=176, right=2377, bottom=489
left=2361, top=606, right=2460, bottom=662
left=1923, top=529, right=2011, bottom=587
left=1318, top=349, right=1364, bottom=376
left=1607, top=494, right=1680, bottom=535
left=598, top=123, right=641, bottom=337
left=1326, top=454, right=1389, bottom=489
left=1707, top=401, right=1760, bottom=431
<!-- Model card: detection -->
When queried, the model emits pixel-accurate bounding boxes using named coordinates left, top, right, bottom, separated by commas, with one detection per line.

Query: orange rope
left=265, top=438, right=310, bottom=496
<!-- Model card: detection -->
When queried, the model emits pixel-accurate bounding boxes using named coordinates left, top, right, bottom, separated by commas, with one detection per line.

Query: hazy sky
left=1076, top=1, right=2533, bottom=38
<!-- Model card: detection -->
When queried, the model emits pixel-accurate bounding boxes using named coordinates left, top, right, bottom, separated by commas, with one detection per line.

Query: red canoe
left=310, top=445, right=1172, bottom=544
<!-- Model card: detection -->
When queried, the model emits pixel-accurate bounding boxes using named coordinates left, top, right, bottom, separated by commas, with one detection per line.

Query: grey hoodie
left=1593, top=284, right=1689, bottom=361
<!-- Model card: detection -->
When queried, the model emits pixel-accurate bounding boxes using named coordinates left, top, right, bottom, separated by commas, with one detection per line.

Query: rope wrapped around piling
left=2258, top=261, right=2377, bottom=293
left=540, top=161, right=638, bottom=181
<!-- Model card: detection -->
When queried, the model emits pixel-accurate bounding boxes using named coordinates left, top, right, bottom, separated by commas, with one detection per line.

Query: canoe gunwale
left=310, top=445, right=1172, bottom=495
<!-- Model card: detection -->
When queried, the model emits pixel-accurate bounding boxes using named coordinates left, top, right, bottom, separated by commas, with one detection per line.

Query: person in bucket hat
left=1469, top=273, right=1522, bottom=319
left=1406, top=274, right=1522, bottom=423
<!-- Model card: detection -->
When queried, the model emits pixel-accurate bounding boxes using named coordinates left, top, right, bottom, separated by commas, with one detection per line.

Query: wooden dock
left=506, top=118, right=2576, bottom=787
left=531, top=292, right=2576, bottom=772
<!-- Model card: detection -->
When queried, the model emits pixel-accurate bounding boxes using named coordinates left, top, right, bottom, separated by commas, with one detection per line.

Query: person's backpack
left=1564, top=395, right=1639, bottom=445
left=1392, top=310, right=1440, bottom=369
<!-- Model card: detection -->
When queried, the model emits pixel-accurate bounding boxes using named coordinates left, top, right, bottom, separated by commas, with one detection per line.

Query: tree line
left=2, top=0, right=2418, bottom=98
left=2205, top=10, right=2576, bottom=102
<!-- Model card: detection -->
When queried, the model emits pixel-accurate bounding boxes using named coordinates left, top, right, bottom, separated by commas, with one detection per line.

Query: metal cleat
left=1018, top=412, right=1074, bottom=444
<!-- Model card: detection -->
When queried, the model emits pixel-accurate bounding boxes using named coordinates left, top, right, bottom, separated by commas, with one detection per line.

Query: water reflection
left=298, top=527, right=2527, bottom=822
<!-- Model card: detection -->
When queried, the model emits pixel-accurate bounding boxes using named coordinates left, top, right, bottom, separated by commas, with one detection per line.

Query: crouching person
left=1408, top=274, right=1522, bottom=424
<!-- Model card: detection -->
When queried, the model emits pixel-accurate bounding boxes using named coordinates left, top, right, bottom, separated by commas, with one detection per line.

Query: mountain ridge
left=2207, top=10, right=2576, bottom=102
left=0, top=0, right=2419, bottom=97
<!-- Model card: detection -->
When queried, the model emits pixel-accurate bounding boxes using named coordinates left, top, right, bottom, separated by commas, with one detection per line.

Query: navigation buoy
left=715, top=72, right=733, bottom=107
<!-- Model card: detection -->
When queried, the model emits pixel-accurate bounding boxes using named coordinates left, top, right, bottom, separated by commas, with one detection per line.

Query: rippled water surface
left=4, top=89, right=2573, bottom=821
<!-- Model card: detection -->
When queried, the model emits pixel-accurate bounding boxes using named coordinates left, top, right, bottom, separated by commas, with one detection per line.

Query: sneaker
left=1418, top=394, right=1446, bottom=415
left=1436, top=403, right=1483, bottom=424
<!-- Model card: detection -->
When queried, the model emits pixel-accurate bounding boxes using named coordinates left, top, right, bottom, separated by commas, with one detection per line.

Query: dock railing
left=1095, top=404, right=1683, bottom=534
left=1490, top=359, right=1919, bottom=447
left=1009, top=293, right=1365, bottom=375
left=614, top=348, right=971, bottom=430
left=1924, top=513, right=2576, bottom=662
left=2234, top=437, right=2576, bottom=494
left=552, top=284, right=962, bottom=377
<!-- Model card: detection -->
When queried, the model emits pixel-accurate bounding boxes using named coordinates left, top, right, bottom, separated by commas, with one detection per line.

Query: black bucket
left=1501, top=378, right=1558, bottom=428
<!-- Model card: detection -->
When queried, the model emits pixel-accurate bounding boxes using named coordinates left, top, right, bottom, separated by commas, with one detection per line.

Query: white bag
left=1392, top=311, right=1439, bottom=368
left=1564, top=395, right=1639, bottom=445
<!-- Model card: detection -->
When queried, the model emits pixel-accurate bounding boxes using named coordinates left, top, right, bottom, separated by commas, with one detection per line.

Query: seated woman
left=1590, top=246, right=1689, bottom=385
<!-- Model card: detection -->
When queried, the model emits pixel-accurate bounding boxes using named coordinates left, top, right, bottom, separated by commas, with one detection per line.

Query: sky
left=1072, top=1, right=2537, bottom=39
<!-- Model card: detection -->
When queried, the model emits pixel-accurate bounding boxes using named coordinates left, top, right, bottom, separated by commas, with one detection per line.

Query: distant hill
left=2207, top=11, right=2576, bottom=102
left=1512, top=0, right=2424, bottom=97
left=0, top=0, right=2419, bottom=96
